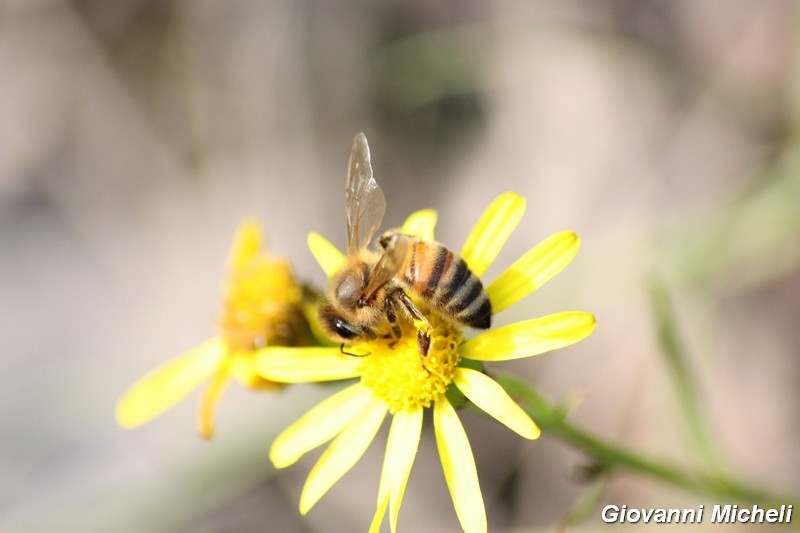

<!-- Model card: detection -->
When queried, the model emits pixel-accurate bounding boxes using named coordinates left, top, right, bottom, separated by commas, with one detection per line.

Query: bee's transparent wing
left=363, top=234, right=410, bottom=300
left=346, top=132, right=386, bottom=255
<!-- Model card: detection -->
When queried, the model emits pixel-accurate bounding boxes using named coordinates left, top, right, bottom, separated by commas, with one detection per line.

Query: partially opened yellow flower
left=116, top=219, right=310, bottom=438
left=256, top=193, right=595, bottom=533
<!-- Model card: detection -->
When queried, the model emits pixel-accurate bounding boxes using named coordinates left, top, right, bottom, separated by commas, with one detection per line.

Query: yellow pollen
left=218, top=255, right=304, bottom=351
left=358, top=312, right=463, bottom=413
left=217, top=253, right=309, bottom=390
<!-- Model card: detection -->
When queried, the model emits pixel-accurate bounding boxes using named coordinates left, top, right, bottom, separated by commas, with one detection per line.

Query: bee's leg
left=383, top=296, right=403, bottom=340
left=396, top=290, right=432, bottom=333
left=395, top=291, right=433, bottom=357
left=416, top=330, right=431, bottom=357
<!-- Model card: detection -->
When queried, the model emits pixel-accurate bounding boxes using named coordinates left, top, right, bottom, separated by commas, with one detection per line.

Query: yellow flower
left=256, top=194, right=596, bottom=533
left=115, top=218, right=309, bottom=438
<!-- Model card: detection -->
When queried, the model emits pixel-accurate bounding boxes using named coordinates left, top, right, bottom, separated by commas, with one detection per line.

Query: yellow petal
left=229, top=355, right=282, bottom=389
left=115, top=337, right=225, bottom=429
left=255, top=347, right=361, bottom=382
left=228, top=218, right=262, bottom=271
left=371, top=408, right=422, bottom=533
left=433, top=398, right=487, bottom=533
left=487, top=231, right=580, bottom=314
left=302, top=298, right=337, bottom=348
left=460, top=312, right=596, bottom=361
left=308, top=232, right=346, bottom=277
left=452, top=368, right=540, bottom=440
left=371, top=409, right=421, bottom=533
left=400, top=209, right=437, bottom=241
left=196, top=363, right=231, bottom=439
left=270, top=384, right=370, bottom=468
left=460, top=192, right=526, bottom=277
left=299, top=398, right=387, bottom=515
left=370, top=493, right=390, bottom=533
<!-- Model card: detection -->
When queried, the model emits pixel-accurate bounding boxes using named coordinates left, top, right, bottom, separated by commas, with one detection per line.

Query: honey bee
left=318, top=133, right=492, bottom=356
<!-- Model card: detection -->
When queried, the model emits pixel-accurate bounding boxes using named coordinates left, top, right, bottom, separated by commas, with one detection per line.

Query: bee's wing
left=346, top=133, right=386, bottom=255
left=363, top=234, right=410, bottom=300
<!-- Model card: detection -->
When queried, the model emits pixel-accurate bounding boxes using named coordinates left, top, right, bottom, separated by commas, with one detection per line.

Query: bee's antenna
left=340, top=344, right=370, bottom=358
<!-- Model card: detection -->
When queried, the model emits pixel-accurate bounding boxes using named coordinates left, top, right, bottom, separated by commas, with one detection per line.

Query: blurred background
left=2, top=1, right=799, bottom=531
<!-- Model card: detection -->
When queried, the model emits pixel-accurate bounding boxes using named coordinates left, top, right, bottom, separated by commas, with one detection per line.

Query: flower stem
left=649, top=275, right=720, bottom=470
left=495, top=373, right=799, bottom=508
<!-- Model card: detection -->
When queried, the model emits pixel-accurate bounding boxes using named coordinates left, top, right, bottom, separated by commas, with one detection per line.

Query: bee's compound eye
left=335, top=273, right=360, bottom=303
left=333, top=319, right=358, bottom=339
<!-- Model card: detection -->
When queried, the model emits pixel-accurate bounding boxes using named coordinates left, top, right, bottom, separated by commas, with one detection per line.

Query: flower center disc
left=219, top=256, right=303, bottom=350
left=358, top=312, right=463, bottom=413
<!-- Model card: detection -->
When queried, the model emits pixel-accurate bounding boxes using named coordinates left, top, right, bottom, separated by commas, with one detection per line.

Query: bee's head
left=320, top=260, right=379, bottom=344
left=318, top=300, right=361, bottom=342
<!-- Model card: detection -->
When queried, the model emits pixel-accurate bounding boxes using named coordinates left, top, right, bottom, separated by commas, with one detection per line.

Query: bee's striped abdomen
left=405, top=240, right=492, bottom=330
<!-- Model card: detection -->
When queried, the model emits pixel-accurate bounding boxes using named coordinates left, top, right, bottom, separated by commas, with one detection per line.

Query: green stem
left=495, top=373, right=798, bottom=508
left=649, top=275, right=719, bottom=468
